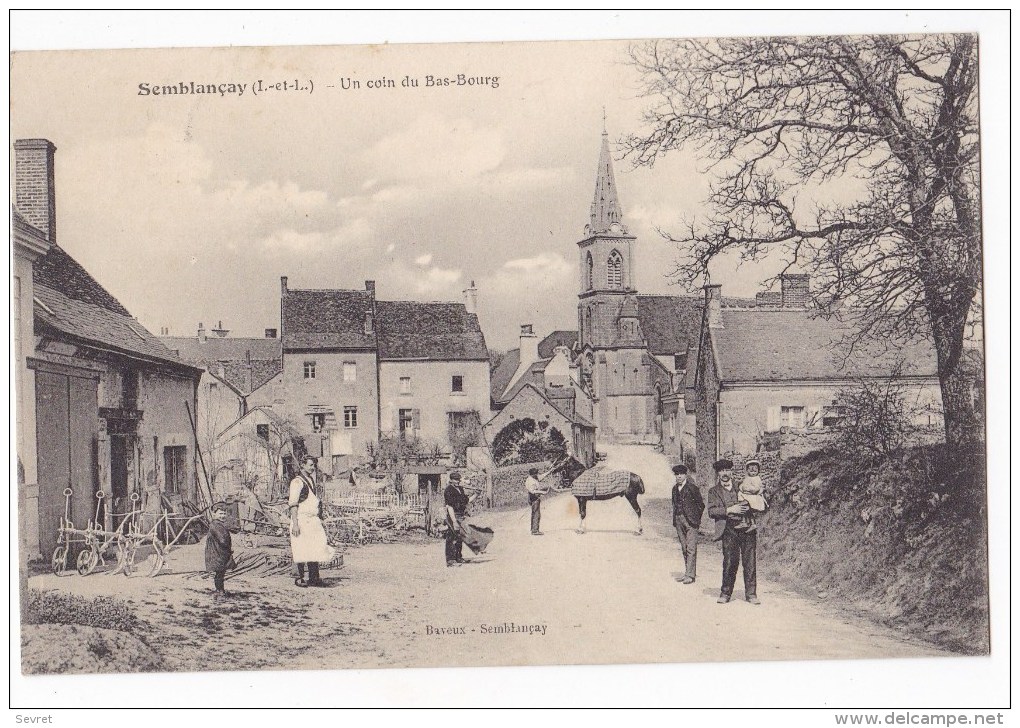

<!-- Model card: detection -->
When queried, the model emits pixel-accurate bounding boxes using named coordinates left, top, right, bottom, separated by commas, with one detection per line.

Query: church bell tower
left=577, top=124, right=639, bottom=350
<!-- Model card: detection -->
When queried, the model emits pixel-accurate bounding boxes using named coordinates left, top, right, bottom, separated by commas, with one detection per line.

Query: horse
left=551, top=454, right=645, bottom=535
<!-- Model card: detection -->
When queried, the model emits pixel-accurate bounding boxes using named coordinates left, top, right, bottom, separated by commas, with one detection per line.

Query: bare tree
left=242, top=418, right=301, bottom=500
left=625, top=35, right=981, bottom=451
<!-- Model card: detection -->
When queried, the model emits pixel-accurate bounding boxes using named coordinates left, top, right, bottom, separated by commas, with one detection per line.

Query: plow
left=51, top=488, right=208, bottom=578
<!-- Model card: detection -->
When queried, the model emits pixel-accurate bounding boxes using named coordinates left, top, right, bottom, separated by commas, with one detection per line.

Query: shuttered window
left=607, top=250, right=623, bottom=288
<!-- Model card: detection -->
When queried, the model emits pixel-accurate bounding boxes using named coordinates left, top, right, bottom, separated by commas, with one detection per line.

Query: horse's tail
left=630, top=472, right=645, bottom=495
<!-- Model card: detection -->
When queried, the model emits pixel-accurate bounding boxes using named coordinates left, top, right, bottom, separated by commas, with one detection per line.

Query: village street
left=26, top=446, right=948, bottom=673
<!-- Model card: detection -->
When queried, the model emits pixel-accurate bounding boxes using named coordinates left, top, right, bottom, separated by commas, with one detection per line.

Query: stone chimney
left=463, top=280, right=478, bottom=314
left=365, top=280, right=376, bottom=295
left=704, top=284, right=723, bottom=329
left=197, top=322, right=207, bottom=343
left=212, top=320, right=230, bottom=338
left=519, top=324, right=539, bottom=366
left=280, top=276, right=288, bottom=295
left=265, top=328, right=278, bottom=339
left=14, top=139, right=58, bottom=243
left=780, top=273, right=810, bottom=308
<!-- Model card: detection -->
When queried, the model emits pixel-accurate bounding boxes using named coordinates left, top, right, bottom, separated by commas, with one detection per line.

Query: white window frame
left=344, top=406, right=358, bottom=429
left=781, top=405, right=806, bottom=429
left=303, top=361, right=316, bottom=379
left=400, top=376, right=411, bottom=394
left=343, top=361, right=357, bottom=382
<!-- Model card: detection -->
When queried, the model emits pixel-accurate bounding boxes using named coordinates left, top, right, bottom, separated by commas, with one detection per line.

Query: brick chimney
left=463, top=280, right=478, bottom=314
left=704, top=285, right=723, bottom=329
left=14, top=139, right=57, bottom=243
left=197, top=322, right=207, bottom=344
left=280, top=276, right=288, bottom=295
left=780, top=274, right=810, bottom=308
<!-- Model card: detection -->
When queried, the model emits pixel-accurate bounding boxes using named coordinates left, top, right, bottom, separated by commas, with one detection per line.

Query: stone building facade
left=279, top=278, right=491, bottom=473
left=692, top=280, right=945, bottom=487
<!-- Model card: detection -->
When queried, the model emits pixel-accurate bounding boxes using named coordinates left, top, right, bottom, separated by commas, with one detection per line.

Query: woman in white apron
left=289, top=455, right=335, bottom=587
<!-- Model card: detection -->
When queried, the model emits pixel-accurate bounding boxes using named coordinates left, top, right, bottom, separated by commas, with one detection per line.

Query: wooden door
left=34, top=370, right=98, bottom=555
left=35, top=372, right=70, bottom=555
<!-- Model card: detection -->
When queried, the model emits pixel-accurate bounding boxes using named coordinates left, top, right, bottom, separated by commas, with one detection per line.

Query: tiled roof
left=161, top=336, right=282, bottom=363
left=34, top=284, right=196, bottom=370
left=490, top=348, right=520, bottom=401
left=636, top=294, right=755, bottom=356
left=377, top=300, right=488, bottom=361
left=712, top=309, right=939, bottom=382
left=282, top=289, right=375, bottom=351
left=282, top=289, right=488, bottom=360
left=513, top=383, right=595, bottom=429
left=160, top=336, right=282, bottom=395
left=636, top=295, right=704, bottom=356
left=499, top=358, right=552, bottom=403
left=538, top=330, right=578, bottom=359
left=33, top=244, right=132, bottom=317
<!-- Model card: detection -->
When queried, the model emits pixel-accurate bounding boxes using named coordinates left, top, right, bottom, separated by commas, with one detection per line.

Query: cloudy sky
left=10, top=13, right=1006, bottom=352
left=11, top=37, right=779, bottom=351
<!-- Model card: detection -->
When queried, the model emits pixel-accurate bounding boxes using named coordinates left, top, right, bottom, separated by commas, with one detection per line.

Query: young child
left=205, top=502, right=236, bottom=596
left=735, top=459, right=768, bottom=532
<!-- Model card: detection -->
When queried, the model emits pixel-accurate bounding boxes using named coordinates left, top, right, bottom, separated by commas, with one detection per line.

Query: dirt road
left=27, top=446, right=947, bottom=672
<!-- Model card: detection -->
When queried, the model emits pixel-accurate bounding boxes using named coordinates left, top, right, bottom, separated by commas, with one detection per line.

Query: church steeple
left=588, top=126, right=626, bottom=235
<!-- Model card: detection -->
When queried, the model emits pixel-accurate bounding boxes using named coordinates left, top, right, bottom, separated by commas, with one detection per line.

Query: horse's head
left=549, top=453, right=587, bottom=484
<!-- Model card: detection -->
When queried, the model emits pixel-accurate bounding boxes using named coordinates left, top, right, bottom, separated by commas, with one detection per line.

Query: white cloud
left=503, top=252, right=572, bottom=274
left=379, top=261, right=463, bottom=299
left=415, top=253, right=433, bottom=266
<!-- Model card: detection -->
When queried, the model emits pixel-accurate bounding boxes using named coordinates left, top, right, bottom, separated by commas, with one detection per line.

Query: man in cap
left=444, top=471, right=469, bottom=566
left=706, top=458, right=761, bottom=605
left=671, top=464, right=704, bottom=584
left=524, top=466, right=553, bottom=536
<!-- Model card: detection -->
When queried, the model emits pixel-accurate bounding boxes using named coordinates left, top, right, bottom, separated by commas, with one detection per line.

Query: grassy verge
left=759, top=443, right=989, bottom=654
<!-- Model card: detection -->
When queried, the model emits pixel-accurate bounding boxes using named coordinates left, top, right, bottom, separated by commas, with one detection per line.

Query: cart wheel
left=76, top=547, right=99, bottom=576
left=145, top=539, right=166, bottom=577
left=51, top=546, right=67, bottom=575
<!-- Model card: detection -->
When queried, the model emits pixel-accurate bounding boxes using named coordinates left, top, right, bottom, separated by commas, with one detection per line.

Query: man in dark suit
left=707, top=458, right=761, bottom=605
left=444, top=472, right=469, bottom=567
left=671, top=464, right=704, bottom=584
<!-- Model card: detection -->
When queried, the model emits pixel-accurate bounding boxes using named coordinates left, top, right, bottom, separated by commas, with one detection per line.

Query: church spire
left=588, top=124, right=626, bottom=235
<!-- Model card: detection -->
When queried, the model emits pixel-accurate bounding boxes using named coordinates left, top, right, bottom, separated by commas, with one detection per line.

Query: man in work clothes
left=706, top=458, right=761, bottom=605
left=444, top=471, right=469, bottom=567
left=525, top=466, right=552, bottom=536
left=671, top=464, right=704, bottom=585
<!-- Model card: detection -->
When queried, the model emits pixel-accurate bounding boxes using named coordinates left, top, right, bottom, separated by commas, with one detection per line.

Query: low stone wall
left=779, top=430, right=838, bottom=460
left=723, top=450, right=782, bottom=490
left=490, top=460, right=554, bottom=509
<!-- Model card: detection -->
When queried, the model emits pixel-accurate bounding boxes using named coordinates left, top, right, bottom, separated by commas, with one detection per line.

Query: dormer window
left=608, top=250, right=623, bottom=288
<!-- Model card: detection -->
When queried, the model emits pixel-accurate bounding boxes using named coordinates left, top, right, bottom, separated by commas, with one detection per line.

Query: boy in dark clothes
left=205, top=502, right=236, bottom=595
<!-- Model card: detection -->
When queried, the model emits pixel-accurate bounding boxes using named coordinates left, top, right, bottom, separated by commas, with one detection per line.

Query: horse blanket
left=570, top=467, right=631, bottom=498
